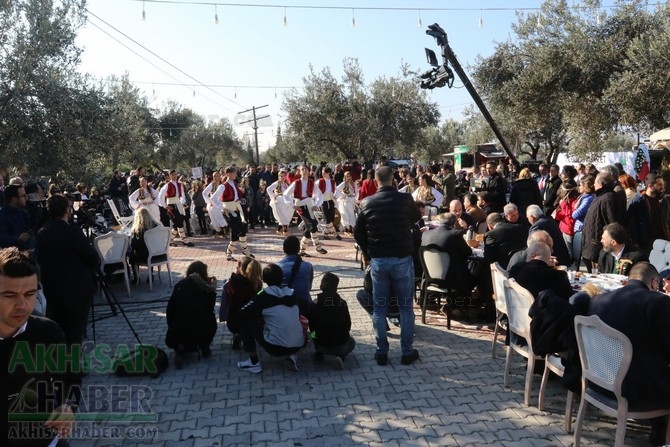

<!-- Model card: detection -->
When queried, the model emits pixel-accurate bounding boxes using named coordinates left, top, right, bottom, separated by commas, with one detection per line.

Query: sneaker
left=335, top=234, right=342, bottom=240
left=400, top=349, right=420, bottom=365
left=332, top=356, right=344, bottom=370
left=288, top=354, right=299, bottom=371
left=299, top=251, right=310, bottom=257
left=182, top=241, right=194, bottom=247
left=226, top=253, right=235, bottom=261
left=231, top=334, right=242, bottom=351
left=389, top=317, right=401, bottom=327
left=316, top=247, right=328, bottom=255
left=374, top=351, right=388, bottom=366
left=237, top=358, right=262, bottom=374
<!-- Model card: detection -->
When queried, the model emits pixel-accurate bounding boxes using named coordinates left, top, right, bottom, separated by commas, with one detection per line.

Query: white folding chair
left=649, top=238, right=670, bottom=274
left=490, top=262, right=509, bottom=359
left=133, top=226, right=173, bottom=291
left=573, top=315, right=670, bottom=446
left=107, top=199, right=134, bottom=231
left=503, top=278, right=541, bottom=406
left=93, top=232, right=131, bottom=298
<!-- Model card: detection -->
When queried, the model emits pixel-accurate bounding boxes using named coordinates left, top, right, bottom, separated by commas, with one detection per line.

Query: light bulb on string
left=142, top=1, right=146, bottom=21
left=537, top=12, right=543, bottom=28
left=234, top=87, right=237, bottom=99
left=274, top=88, right=277, bottom=99
left=478, top=10, right=484, bottom=28
left=417, top=10, right=422, bottom=28
left=214, top=5, right=219, bottom=24
left=152, top=83, right=155, bottom=96
left=351, top=9, right=356, bottom=28
left=596, top=9, right=602, bottom=26
left=283, top=7, right=287, bottom=26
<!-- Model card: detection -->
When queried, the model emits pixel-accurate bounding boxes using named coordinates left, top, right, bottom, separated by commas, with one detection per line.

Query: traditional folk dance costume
left=317, top=176, right=341, bottom=240
left=129, top=185, right=161, bottom=223
left=203, top=180, right=228, bottom=235
left=267, top=178, right=293, bottom=235
left=212, top=180, right=253, bottom=261
left=158, top=179, right=193, bottom=246
left=335, top=180, right=357, bottom=234
left=283, top=177, right=327, bottom=255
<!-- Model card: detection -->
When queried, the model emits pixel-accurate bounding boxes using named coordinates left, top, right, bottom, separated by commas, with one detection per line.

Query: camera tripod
left=89, top=269, right=144, bottom=346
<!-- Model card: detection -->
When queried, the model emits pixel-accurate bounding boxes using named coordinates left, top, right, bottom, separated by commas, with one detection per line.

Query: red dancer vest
left=317, top=178, right=336, bottom=194
left=293, top=179, right=314, bottom=200
left=221, top=182, right=243, bottom=202
left=166, top=182, right=182, bottom=198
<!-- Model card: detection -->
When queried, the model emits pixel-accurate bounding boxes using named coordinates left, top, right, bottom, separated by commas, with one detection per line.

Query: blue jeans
left=370, top=256, right=415, bottom=356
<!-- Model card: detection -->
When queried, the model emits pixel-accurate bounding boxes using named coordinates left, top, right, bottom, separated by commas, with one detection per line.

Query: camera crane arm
left=422, top=23, right=520, bottom=170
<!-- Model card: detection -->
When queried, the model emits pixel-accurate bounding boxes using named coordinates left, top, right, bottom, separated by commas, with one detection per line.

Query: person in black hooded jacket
left=165, top=261, right=217, bottom=368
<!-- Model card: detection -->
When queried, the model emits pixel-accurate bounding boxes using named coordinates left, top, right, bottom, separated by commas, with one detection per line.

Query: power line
left=85, top=8, right=247, bottom=110
left=85, top=17, right=239, bottom=114
left=130, top=0, right=637, bottom=13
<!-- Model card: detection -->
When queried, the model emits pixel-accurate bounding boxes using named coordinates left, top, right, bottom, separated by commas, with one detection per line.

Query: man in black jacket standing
left=354, top=166, right=421, bottom=366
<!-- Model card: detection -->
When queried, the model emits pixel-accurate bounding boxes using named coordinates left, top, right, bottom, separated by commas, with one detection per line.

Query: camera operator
left=36, top=194, right=99, bottom=345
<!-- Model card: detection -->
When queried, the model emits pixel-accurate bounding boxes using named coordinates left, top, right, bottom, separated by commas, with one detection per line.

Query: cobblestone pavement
left=70, top=228, right=651, bottom=446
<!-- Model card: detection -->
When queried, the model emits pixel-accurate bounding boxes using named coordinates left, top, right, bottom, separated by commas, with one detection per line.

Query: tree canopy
left=472, top=0, right=670, bottom=162
left=277, top=59, right=440, bottom=163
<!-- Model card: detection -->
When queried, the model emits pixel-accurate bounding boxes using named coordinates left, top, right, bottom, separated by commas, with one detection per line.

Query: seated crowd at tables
left=4, top=157, right=670, bottom=444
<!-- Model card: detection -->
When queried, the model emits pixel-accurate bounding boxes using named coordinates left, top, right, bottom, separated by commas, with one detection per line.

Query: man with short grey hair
left=510, top=241, right=574, bottom=300
left=355, top=166, right=421, bottom=366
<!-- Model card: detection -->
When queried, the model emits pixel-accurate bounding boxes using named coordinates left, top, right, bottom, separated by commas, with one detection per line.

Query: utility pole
left=238, top=105, right=269, bottom=165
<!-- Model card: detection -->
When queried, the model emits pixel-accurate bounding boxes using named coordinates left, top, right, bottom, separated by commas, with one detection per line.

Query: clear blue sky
left=76, top=0, right=551, bottom=149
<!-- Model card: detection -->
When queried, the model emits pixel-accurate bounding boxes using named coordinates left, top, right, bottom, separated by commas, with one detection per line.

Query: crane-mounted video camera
left=419, top=23, right=454, bottom=90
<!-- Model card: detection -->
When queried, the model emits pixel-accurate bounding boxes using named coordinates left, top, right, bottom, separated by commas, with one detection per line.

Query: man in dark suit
left=484, top=212, right=527, bottom=270
left=597, top=222, right=647, bottom=275
left=421, top=212, right=475, bottom=293
left=481, top=162, right=507, bottom=213
left=526, top=204, right=571, bottom=267
left=588, top=262, right=670, bottom=443
left=510, top=242, right=574, bottom=300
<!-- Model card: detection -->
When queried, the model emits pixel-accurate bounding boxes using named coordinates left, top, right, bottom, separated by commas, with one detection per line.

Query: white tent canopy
left=650, top=127, right=670, bottom=142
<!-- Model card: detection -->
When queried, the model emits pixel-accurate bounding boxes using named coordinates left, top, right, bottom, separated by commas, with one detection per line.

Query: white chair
left=649, top=239, right=670, bottom=274
left=503, top=278, right=541, bottom=406
left=93, top=232, right=132, bottom=298
left=107, top=199, right=134, bottom=231
left=490, top=262, right=509, bottom=359
left=419, top=245, right=452, bottom=328
left=133, top=226, right=173, bottom=291
left=477, top=221, right=488, bottom=234
left=538, top=353, right=575, bottom=433
left=573, top=315, right=670, bottom=447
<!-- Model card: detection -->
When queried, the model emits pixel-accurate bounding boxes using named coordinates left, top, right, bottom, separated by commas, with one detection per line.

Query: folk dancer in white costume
left=212, top=167, right=253, bottom=261
left=267, top=169, right=293, bottom=236
left=202, top=171, right=228, bottom=236
left=412, top=173, right=444, bottom=219
left=282, top=165, right=328, bottom=255
left=335, top=171, right=357, bottom=235
left=317, top=166, right=342, bottom=240
left=158, top=170, right=194, bottom=246
left=129, top=176, right=160, bottom=223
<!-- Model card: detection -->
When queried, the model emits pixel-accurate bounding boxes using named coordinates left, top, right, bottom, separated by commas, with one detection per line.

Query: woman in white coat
left=335, top=171, right=358, bottom=235
left=412, top=174, right=444, bottom=218
left=202, top=171, right=228, bottom=236
left=267, top=169, right=293, bottom=235
left=128, top=176, right=160, bottom=223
